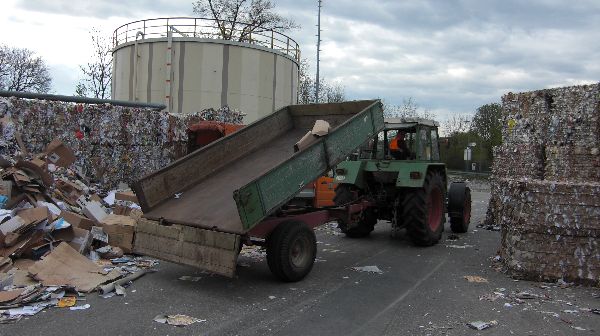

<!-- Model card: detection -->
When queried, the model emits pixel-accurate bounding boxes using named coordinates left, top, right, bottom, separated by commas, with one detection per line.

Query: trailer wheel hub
left=290, top=236, right=311, bottom=268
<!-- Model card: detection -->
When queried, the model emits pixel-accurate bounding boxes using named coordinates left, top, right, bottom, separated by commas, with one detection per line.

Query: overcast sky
left=1, top=0, right=599, bottom=120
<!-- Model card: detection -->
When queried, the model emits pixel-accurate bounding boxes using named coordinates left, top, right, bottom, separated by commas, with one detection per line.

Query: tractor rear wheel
left=402, top=171, right=445, bottom=246
left=334, top=184, right=376, bottom=238
left=267, top=221, right=317, bottom=282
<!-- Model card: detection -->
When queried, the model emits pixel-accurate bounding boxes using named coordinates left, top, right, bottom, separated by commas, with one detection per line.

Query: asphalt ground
left=4, top=189, right=599, bottom=335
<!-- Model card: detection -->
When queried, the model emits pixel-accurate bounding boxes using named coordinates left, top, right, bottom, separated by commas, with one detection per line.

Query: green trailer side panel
left=258, top=144, right=327, bottom=213
left=236, top=144, right=328, bottom=230
left=235, top=101, right=385, bottom=230
left=325, top=105, right=384, bottom=165
left=234, top=183, right=264, bottom=231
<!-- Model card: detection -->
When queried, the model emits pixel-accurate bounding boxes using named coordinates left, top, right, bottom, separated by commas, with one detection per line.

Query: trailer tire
left=266, top=221, right=317, bottom=282
left=402, top=170, right=445, bottom=246
left=448, top=183, right=471, bottom=233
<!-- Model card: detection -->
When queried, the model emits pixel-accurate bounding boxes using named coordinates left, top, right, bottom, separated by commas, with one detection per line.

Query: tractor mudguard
left=334, top=160, right=366, bottom=190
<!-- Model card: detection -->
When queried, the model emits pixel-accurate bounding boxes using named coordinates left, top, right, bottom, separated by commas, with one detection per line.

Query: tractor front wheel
left=402, top=171, right=445, bottom=246
left=334, top=184, right=376, bottom=238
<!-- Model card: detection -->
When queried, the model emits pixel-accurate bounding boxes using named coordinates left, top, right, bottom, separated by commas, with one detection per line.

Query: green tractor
left=333, top=117, right=471, bottom=245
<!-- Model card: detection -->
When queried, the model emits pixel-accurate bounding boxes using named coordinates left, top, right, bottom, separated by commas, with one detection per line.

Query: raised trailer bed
left=133, top=100, right=385, bottom=280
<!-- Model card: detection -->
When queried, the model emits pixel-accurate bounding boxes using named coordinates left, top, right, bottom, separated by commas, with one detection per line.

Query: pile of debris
left=486, top=83, right=600, bottom=284
left=0, top=96, right=244, bottom=189
left=0, top=139, right=156, bottom=324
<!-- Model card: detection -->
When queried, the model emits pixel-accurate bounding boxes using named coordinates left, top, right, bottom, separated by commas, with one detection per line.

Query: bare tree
left=442, top=114, right=471, bottom=136
left=0, top=48, right=8, bottom=89
left=382, top=97, right=434, bottom=119
left=0, top=45, right=52, bottom=93
left=297, top=59, right=345, bottom=104
left=76, top=29, right=112, bottom=99
left=193, top=0, right=297, bottom=42
left=324, top=81, right=345, bottom=103
left=297, top=59, right=313, bottom=104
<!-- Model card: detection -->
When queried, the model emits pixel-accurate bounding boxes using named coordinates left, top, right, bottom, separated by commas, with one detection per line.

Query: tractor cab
left=359, top=117, right=440, bottom=162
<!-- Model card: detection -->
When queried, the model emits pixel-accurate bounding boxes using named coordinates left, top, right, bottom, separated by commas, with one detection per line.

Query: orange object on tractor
left=292, top=175, right=336, bottom=208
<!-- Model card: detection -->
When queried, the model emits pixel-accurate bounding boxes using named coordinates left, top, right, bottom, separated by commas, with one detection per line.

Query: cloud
left=287, top=0, right=600, bottom=118
left=47, top=63, right=81, bottom=96
left=8, top=0, right=600, bottom=120
left=15, top=0, right=192, bottom=19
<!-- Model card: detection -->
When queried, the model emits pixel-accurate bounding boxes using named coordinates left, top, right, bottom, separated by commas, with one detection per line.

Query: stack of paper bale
left=0, top=97, right=244, bottom=190
left=487, top=83, right=600, bottom=284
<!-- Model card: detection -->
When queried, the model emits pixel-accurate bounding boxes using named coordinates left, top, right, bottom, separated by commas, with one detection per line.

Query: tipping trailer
left=133, top=100, right=385, bottom=281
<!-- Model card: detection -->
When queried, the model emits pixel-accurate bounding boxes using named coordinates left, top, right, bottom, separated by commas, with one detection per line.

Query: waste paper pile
left=0, top=95, right=247, bottom=323
left=0, top=137, right=160, bottom=323
left=486, top=83, right=600, bottom=284
left=0, top=97, right=244, bottom=189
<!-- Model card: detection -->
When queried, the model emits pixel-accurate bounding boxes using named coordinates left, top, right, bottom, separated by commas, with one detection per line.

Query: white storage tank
left=112, top=17, right=300, bottom=123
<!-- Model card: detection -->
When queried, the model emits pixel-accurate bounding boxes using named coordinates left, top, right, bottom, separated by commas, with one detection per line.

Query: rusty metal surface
left=143, top=128, right=307, bottom=234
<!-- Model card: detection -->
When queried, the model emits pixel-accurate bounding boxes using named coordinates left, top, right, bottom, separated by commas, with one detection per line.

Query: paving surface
left=4, top=188, right=600, bottom=335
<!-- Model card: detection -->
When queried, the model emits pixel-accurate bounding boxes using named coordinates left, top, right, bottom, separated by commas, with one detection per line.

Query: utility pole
left=315, top=0, right=322, bottom=103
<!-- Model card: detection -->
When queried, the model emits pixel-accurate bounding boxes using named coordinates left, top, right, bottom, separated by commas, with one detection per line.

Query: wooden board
left=134, top=218, right=241, bottom=278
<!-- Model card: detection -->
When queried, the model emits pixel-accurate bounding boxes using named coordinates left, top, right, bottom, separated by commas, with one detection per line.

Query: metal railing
left=0, top=90, right=166, bottom=110
left=113, top=17, right=300, bottom=62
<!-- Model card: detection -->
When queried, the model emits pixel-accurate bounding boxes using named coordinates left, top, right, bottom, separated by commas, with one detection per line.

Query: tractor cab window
left=431, top=129, right=440, bottom=160
left=386, top=128, right=416, bottom=160
left=418, top=128, right=432, bottom=160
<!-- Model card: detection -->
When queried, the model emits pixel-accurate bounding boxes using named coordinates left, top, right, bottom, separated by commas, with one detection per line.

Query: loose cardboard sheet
left=28, top=243, right=120, bottom=292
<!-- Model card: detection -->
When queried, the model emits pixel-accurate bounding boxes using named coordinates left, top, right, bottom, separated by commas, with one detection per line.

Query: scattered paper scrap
left=351, top=266, right=383, bottom=274
left=467, top=320, right=498, bottom=330
left=115, top=284, right=126, bottom=296
left=179, top=275, right=202, bottom=282
left=0, top=315, right=22, bottom=324
left=56, top=296, right=77, bottom=308
left=69, top=303, right=91, bottom=311
left=464, top=275, right=488, bottom=283
left=446, top=244, right=473, bottom=249
left=101, top=292, right=116, bottom=299
left=515, top=292, right=547, bottom=300
left=154, top=314, right=206, bottom=327
left=479, top=292, right=504, bottom=301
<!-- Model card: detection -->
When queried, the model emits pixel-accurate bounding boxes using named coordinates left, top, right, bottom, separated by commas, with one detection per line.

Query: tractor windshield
left=356, top=127, right=417, bottom=160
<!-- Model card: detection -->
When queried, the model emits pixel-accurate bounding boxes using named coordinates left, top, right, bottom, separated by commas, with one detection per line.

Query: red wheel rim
left=428, top=187, right=443, bottom=231
left=463, top=195, right=471, bottom=225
